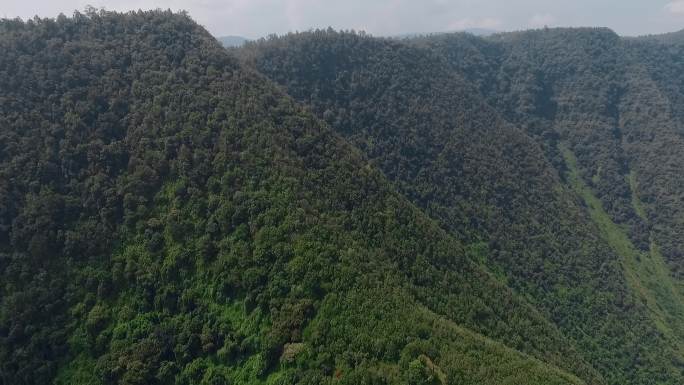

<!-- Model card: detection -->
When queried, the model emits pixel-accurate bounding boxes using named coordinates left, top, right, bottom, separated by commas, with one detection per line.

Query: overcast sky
left=1, top=0, right=683, bottom=38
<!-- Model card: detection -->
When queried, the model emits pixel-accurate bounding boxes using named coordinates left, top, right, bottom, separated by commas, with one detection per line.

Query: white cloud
left=528, top=13, right=555, bottom=28
left=665, top=1, right=684, bottom=15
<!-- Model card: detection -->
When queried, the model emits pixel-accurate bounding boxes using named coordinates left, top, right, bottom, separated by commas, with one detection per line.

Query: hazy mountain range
left=218, top=35, right=249, bottom=47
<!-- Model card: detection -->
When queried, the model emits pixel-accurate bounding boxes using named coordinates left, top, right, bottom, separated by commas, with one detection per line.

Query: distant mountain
left=218, top=35, right=248, bottom=47
left=391, top=28, right=497, bottom=39
left=633, top=29, right=684, bottom=44
left=462, top=27, right=498, bottom=36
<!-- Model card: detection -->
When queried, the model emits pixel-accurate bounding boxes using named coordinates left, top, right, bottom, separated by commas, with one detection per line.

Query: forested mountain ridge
left=633, top=28, right=684, bottom=44
left=415, top=28, right=684, bottom=345
left=0, top=10, right=613, bottom=385
left=241, top=28, right=684, bottom=385
left=2, top=9, right=684, bottom=385
left=416, top=27, right=684, bottom=276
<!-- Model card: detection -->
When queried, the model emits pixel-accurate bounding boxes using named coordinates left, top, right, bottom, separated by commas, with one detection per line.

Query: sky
left=1, top=0, right=683, bottom=38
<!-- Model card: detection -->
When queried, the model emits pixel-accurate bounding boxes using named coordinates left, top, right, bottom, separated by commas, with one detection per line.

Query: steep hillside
left=419, top=27, right=684, bottom=274
left=415, top=27, right=684, bottom=343
left=242, top=30, right=684, bottom=385
left=0, top=11, right=595, bottom=385
left=422, top=27, right=684, bottom=381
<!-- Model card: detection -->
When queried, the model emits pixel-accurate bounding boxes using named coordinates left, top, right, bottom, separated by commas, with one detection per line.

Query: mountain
left=633, top=29, right=684, bottom=44
left=391, top=28, right=497, bottom=39
left=462, top=28, right=497, bottom=36
left=240, top=28, right=684, bottom=385
left=418, top=27, right=684, bottom=276
left=218, top=35, right=248, bottom=47
left=1, top=9, right=683, bottom=385
left=0, top=10, right=600, bottom=385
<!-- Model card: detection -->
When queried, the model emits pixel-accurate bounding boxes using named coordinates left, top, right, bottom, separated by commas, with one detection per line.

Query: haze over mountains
left=218, top=35, right=248, bottom=47
left=217, top=29, right=496, bottom=49
left=1, top=9, right=683, bottom=385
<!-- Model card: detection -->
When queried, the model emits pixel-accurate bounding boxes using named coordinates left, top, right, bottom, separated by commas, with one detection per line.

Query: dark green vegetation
left=0, top=10, right=593, bottom=385
left=0, top=9, right=682, bottom=385
left=241, top=27, right=684, bottom=385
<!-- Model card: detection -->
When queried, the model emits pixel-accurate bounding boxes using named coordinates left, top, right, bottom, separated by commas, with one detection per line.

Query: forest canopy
left=0, top=9, right=683, bottom=385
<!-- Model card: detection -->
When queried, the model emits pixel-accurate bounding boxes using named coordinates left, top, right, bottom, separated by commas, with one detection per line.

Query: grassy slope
left=562, top=145, right=684, bottom=358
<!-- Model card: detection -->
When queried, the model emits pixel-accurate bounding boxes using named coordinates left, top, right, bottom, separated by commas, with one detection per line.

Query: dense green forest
left=0, top=9, right=683, bottom=385
left=241, top=27, right=684, bottom=385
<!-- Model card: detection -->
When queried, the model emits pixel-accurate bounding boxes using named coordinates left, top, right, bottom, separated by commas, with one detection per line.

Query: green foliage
left=242, top=28, right=684, bottom=385
left=1, top=9, right=683, bottom=385
left=563, top=146, right=684, bottom=359
left=0, top=10, right=588, bottom=385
